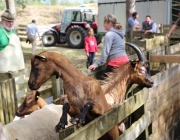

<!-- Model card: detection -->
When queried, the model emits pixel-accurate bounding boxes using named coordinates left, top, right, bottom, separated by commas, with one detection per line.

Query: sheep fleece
left=3, top=104, right=71, bottom=140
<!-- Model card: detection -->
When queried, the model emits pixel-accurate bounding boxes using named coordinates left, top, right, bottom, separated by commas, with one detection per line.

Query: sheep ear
left=35, top=55, right=47, bottom=61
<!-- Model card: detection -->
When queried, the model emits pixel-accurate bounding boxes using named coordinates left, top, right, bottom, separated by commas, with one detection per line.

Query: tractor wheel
left=67, top=25, right=87, bottom=48
left=42, top=31, right=57, bottom=47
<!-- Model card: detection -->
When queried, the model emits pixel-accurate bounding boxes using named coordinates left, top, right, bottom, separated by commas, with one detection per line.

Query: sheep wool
left=0, top=104, right=71, bottom=140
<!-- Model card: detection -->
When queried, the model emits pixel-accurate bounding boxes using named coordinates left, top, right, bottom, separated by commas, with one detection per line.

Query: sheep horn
left=125, top=42, right=146, bottom=61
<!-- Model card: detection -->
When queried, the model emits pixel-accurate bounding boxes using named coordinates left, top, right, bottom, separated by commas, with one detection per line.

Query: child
left=84, top=28, right=98, bottom=69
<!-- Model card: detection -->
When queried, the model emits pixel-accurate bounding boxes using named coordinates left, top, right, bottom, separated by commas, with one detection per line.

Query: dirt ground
left=0, top=3, right=98, bottom=25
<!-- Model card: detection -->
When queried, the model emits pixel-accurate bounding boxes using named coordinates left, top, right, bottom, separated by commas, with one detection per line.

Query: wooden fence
left=0, top=69, right=59, bottom=125
left=17, top=24, right=59, bottom=41
left=59, top=62, right=180, bottom=140
left=58, top=43, right=180, bottom=140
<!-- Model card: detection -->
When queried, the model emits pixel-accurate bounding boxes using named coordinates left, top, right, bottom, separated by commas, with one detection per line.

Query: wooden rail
left=59, top=89, right=149, bottom=140
left=150, top=55, right=180, bottom=63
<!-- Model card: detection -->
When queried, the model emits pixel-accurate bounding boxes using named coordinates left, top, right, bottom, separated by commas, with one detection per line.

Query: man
left=0, top=9, right=25, bottom=73
left=167, top=12, right=180, bottom=37
left=141, top=15, right=157, bottom=35
left=26, top=20, right=41, bottom=55
left=126, top=12, right=141, bottom=37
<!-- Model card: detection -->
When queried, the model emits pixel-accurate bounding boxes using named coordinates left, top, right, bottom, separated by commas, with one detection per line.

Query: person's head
left=104, top=14, right=123, bottom=31
left=132, top=12, right=138, bottom=19
left=32, top=20, right=36, bottom=23
left=1, top=9, right=15, bottom=31
left=87, top=28, right=94, bottom=37
left=145, top=15, right=151, bottom=25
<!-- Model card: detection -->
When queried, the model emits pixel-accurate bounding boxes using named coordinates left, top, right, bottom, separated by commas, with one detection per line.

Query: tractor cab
left=60, top=7, right=97, bottom=33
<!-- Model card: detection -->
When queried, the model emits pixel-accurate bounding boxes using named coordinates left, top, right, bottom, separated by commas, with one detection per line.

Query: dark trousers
left=86, top=52, right=95, bottom=69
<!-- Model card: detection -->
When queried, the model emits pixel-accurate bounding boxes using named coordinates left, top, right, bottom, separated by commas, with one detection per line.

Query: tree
left=126, top=0, right=136, bottom=21
left=5, top=0, right=16, bottom=17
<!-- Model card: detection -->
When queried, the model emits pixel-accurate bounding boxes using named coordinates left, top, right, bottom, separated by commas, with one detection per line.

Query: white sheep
left=0, top=104, right=71, bottom=140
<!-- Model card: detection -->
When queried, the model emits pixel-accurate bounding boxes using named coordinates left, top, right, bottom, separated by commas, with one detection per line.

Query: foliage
left=15, top=0, right=27, bottom=16
left=60, top=0, right=80, bottom=6
left=0, top=0, right=6, bottom=11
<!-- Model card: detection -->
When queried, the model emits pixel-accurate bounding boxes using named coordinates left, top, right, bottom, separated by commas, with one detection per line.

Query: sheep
left=0, top=104, right=71, bottom=140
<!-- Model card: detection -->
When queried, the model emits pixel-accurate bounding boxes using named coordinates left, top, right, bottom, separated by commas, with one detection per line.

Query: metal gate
left=172, top=0, right=180, bottom=23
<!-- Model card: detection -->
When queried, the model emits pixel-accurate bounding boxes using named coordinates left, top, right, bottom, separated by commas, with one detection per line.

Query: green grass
left=21, top=40, right=103, bottom=70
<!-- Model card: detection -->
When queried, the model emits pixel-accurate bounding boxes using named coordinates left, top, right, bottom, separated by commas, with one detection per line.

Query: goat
left=28, top=42, right=153, bottom=139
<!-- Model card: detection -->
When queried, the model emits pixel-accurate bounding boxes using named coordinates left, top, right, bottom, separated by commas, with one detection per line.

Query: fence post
left=146, top=51, right=150, bottom=74
left=51, top=76, right=58, bottom=99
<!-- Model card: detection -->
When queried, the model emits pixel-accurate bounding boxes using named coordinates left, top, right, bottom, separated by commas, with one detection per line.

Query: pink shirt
left=108, top=55, right=129, bottom=67
left=84, top=36, right=98, bottom=53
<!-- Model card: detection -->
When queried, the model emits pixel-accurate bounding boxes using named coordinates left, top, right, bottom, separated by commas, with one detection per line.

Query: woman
left=89, top=14, right=129, bottom=73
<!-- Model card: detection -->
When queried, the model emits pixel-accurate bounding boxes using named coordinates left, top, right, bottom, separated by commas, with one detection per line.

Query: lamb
left=0, top=104, right=71, bottom=140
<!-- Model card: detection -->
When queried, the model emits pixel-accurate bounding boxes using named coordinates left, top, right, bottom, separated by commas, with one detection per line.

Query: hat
left=1, top=9, right=15, bottom=21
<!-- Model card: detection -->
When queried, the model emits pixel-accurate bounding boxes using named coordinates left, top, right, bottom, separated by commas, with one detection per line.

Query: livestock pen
left=1, top=38, right=180, bottom=139
left=59, top=43, right=180, bottom=140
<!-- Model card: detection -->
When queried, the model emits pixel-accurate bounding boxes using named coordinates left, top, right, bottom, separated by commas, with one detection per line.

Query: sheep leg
left=70, top=102, right=93, bottom=126
left=54, top=103, right=70, bottom=133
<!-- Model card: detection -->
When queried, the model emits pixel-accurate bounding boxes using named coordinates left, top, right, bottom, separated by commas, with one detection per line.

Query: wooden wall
left=146, top=64, right=180, bottom=140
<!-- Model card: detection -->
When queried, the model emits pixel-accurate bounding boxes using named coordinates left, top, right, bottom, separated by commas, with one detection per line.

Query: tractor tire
left=67, top=25, right=87, bottom=48
left=42, top=31, right=57, bottom=47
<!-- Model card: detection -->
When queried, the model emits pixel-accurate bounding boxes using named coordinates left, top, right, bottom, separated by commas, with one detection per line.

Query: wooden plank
left=63, top=89, right=149, bottom=140
left=51, top=76, right=57, bottom=99
left=0, top=82, right=5, bottom=125
left=150, top=55, right=180, bottom=63
left=39, top=88, right=53, bottom=99
left=15, top=82, right=28, bottom=91
left=59, top=125, right=75, bottom=139
left=117, top=112, right=150, bottom=140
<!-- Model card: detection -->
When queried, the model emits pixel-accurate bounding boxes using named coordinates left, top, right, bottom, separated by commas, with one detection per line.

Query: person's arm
left=26, top=27, right=28, bottom=35
left=84, top=37, right=89, bottom=56
left=134, top=24, right=141, bottom=29
left=150, top=22, right=157, bottom=33
left=167, top=24, right=177, bottom=37
left=144, top=22, right=157, bottom=35
left=91, top=33, right=113, bottom=68
left=128, top=18, right=136, bottom=27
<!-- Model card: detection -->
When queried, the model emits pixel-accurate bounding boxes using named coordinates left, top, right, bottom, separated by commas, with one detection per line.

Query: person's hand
left=144, top=31, right=148, bottom=35
left=89, top=64, right=97, bottom=70
left=86, top=52, right=89, bottom=57
left=166, top=33, right=171, bottom=37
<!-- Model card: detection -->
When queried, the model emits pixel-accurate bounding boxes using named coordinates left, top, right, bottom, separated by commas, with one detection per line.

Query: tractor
left=42, top=6, right=102, bottom=48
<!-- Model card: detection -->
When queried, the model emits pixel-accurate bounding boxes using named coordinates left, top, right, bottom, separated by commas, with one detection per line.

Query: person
left=141, top=15, right=157, bottom=35
left=84, top=27, right=98, bottom=69
left=26, top=20, right=41, bottom=55
left=89, top=14, right=129, bottom=73
left=126, top=12, right=141, bottom=37
left=0, top=9, right=25, bottom=73
left=167, top=12, right=180, bottom=37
